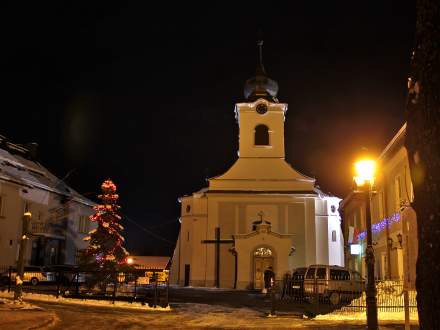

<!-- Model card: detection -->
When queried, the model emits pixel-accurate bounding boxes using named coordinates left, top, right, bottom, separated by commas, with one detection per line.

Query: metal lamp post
left=354, top=160, right=378, bottom=330
left=14, top=209, right=32, bottom=302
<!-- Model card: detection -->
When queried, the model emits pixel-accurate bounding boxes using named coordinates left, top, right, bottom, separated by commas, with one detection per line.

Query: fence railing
left=277, top=277, right=417, bottom=316
left=0, top=267, right=169, bottom=307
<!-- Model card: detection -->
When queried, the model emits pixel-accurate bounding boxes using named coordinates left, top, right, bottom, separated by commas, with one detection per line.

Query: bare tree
left=405, top=1, right=440, bottom=328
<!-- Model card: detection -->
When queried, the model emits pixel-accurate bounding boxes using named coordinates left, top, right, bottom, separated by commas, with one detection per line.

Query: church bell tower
left=236, top=40, right=287, bottom=159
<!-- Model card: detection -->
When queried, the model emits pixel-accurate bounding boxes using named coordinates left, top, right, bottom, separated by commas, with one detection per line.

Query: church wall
left=287, top=202, right=306, bottom=269
left=218, top=202, right=236, bottom=288
left=305, top=198, right=317, bottom=267
left=178, top=216, right=193, bottom=285
left=326, top=196, right=344, bottom=266
left=315, top=199, right=329, bottom=264
left=178, top=195, right=209, bottom=286
left=205, top=194, right=313, bottom=288
left=190, top=216, right=208, bottom=286
left=177, top=192, right=342, bottom=288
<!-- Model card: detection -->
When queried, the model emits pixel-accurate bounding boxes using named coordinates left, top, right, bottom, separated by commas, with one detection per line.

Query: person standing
left=263, top=266, right=275, bottom=294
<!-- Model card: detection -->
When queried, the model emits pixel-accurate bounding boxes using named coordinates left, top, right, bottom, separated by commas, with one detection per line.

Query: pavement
left=0, top=287, right=420, bottom=329
left=0, top=298, right=58, bottom=330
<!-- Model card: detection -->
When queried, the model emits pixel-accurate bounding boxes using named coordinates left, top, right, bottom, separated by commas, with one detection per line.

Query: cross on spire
left=257, top=211, right=264, bottom=221
left=256, top=39, right=266, bottom=75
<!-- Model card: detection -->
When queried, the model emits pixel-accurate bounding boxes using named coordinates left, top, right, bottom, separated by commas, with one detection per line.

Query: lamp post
left=354, top=160, right=378, bottom=330
left=14, top=209, right=32, bottom=303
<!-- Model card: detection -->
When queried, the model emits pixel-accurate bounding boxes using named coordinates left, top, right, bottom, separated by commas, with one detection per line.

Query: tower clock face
left=256, top=103, right=268, bottom=114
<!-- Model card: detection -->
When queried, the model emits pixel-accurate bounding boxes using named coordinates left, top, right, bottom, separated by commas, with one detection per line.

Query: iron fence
left=0, top=267, right=169, bottom=307
left=277, top=276, right=417, bottom=316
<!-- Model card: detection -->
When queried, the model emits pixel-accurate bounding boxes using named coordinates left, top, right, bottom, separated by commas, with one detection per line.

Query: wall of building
left=341, top=127, right=417, bottom=284
left=173, top=192, right=344, bottom=288
left=0, top=180, right=94, bottom=269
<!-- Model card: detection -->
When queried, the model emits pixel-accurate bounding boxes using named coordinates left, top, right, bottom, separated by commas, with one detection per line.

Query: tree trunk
left=405, top=1, right=440, bottom=329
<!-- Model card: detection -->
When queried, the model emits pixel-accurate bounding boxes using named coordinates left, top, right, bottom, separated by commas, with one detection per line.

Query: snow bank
left=315, top=310, right=419, bottom=322
left=0, top=290, right=170, bottom=311
left=0, top=297, right=42, bottom=310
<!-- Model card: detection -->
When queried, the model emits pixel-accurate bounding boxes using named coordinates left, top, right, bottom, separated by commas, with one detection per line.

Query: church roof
left=208, top=158, right=315, bottom=192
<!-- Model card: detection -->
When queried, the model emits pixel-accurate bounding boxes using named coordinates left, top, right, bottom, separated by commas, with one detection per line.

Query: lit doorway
left=253, top=247, right=274, bottom=290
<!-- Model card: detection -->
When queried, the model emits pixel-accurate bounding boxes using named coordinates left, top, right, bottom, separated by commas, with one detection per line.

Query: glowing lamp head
left=126, top=257, right=134, bottom=265
left=354, top=159, right=376, bottom=187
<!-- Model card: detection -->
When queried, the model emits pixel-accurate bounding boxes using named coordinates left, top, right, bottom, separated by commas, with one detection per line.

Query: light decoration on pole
left=356, top=212, right=401, bottom=241
left=353, top=157, right=378, bottom=330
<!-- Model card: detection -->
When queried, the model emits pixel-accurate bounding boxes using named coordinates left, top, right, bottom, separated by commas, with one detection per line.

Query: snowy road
left=27, top=300, right=418, bottom=329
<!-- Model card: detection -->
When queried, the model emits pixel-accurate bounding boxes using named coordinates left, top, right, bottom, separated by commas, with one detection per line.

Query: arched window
left=254, top=124, right=269, bottom=146
left=254, top=247, right=272, bottom=257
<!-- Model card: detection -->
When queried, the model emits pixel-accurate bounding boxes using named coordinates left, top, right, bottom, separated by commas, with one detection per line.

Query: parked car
left=0, top=266, right=55, bottom=286
left=290, top=267, right=307, bottom=296
left=44, top=265, right=86, bottom=285
left=303, top=264, right=365, bottom=305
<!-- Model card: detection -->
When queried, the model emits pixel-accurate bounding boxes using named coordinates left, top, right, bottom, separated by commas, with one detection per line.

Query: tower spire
left=243, top=39, right=279, bottom=102
left=257, top=39, right=266, bottom=75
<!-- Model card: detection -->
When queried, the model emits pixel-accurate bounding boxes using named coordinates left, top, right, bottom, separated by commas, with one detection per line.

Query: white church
left=170, top=44, right=344, bottom=289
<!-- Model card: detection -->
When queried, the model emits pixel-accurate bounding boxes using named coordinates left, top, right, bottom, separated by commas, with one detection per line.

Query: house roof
left=0, top=135, right=94, bottom=207
left=130, top=256, right=170, bottom=270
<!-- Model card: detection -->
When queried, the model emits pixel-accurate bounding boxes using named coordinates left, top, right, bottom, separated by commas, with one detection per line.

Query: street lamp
left=354, top=159, right=378, bottom=330
left=14, top=209, right=32, bottom=303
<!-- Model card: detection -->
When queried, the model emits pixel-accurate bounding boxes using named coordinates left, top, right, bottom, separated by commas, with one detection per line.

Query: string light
left=356, top=212, right=401, bottom=241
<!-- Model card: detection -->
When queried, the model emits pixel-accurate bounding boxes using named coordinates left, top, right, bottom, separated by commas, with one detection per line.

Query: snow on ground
left=0, top=297, right=42, bottom=310
left=0, top=290, right=170, bottom=311
left=0, top=290, right=420, bottom=329
left=316, top=310, right=419, bottom=322
left=0, top=296, right=59, bottom=330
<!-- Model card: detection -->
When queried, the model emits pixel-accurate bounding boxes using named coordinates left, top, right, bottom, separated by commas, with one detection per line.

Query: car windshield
left=305, top=268, right=316, bottom=279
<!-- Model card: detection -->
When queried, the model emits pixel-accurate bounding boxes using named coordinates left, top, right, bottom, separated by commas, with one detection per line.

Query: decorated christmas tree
left=84, top=179, right=129, bottom=271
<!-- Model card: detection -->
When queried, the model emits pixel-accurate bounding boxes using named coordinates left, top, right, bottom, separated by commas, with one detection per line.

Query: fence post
left=112, top=273, right=117, bottom=305
left=314, top=276, right=319, bottom=316
left=56, top=271, right=60, bottom=299
left=134, top=275, right=137, bottom=301
left=165, top=277, right=169, bottom=307
left=404, top=288, right=410, bottom=330
left=153, top=272, right=158, bottom=308
left=75, top=271, right=79, bottom=295
left=8, top=266, right=12, bottom=293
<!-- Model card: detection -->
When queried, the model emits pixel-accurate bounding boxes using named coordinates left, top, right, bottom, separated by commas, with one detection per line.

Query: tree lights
left=83, top=179, right=128, bottom=271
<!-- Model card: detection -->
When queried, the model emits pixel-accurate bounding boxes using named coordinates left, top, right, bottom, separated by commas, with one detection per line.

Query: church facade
left=170, top=48, right=344, bottom=289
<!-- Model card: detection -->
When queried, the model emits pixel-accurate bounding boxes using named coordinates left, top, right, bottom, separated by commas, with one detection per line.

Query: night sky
left=0, top=2, right=415, bottom=256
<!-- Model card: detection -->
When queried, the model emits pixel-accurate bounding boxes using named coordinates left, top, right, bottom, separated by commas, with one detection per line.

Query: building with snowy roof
left=0, top=135, right=95, bottom=270
left=169, top=45, right=344, bottom=289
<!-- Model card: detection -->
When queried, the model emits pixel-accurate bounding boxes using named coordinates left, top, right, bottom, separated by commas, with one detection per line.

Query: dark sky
left=0, top=2, right=415, bottom=256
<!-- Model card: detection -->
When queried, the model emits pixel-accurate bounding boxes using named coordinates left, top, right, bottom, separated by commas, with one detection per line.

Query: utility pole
left=353, top=159, right=378, bottom=330
left=14, top=208, right=31, bottom=303
left=364, top=182, right=378, bottom=330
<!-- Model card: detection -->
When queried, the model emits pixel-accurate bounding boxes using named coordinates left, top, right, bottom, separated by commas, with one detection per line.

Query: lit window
left=254, top=125, right=269, bottom=146
left=254, top=247, right=272, bottom=257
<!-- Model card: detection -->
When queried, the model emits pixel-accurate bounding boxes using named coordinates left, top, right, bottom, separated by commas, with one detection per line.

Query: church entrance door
left=253, top=247, right=274, bottom=290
